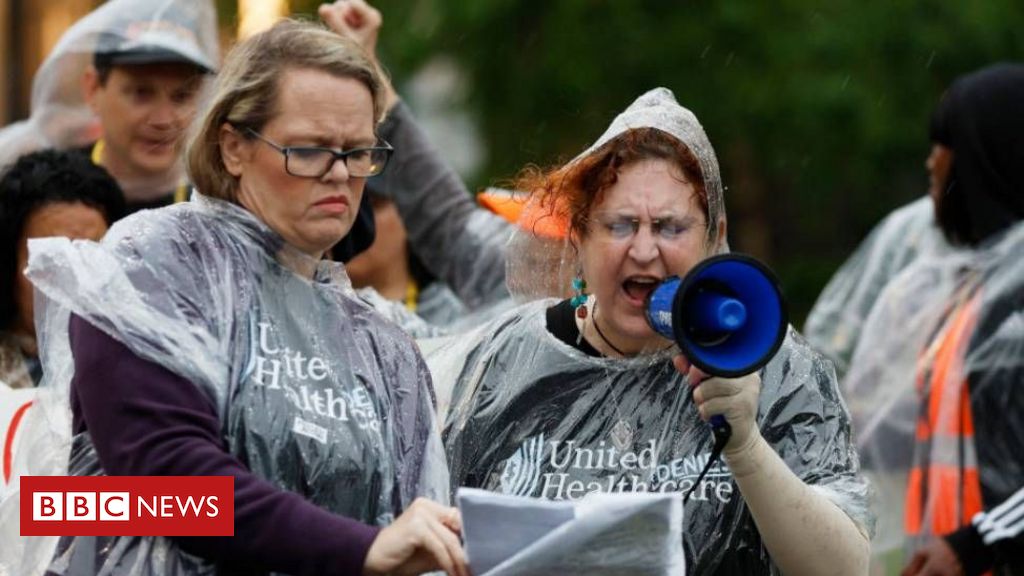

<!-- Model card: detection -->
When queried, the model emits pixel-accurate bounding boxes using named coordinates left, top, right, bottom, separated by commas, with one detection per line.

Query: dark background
left=11, top=1, right=1020, bottom=323
left=293, top=1, right=1023, bottom=323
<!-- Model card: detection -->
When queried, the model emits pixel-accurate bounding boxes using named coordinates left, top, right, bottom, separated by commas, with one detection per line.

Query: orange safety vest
left=905, top=290, right=984, bottom=539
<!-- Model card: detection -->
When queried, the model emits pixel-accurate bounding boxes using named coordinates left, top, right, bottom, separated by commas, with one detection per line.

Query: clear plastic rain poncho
left=436, top=88, right=872, bottom=575
left=847, top=222, right=1024, bottom=562
left=847, top=63, right=1024, bottom=569
left=1, top=193, right=449, bottom=574
left=354, top=285, right=449, bottom=339
left=804, top=196, right=953, bottom=379
left=0, top=0, right=218, bottom=195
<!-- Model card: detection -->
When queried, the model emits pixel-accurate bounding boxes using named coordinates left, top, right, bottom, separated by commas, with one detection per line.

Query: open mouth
left=622, top=276, right=661, bottom=305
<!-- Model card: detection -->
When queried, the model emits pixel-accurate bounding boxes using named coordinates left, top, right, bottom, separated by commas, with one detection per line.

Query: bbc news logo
left=21, top=476, right=233, bottom=536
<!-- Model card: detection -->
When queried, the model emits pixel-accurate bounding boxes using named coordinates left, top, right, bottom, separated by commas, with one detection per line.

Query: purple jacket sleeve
left=68, top=314, right=380, bottom=576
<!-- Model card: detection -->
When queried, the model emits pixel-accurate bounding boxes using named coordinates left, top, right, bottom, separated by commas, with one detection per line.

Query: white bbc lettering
left=206, top=496, right=220, bottom=518
left=175, top=495, right=210, bottom=517
left=138, top=495, right=157, bottom=517
left=137, top=495, right=221, bottom=518
left=160, top=495, right=175, bottom=517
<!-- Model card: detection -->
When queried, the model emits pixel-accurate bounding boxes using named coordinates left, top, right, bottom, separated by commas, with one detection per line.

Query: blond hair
left=187, top=19, right=385, bottom=201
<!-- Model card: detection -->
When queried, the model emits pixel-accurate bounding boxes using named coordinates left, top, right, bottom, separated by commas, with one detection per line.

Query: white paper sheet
left=457, top=487, right=684, bottom=576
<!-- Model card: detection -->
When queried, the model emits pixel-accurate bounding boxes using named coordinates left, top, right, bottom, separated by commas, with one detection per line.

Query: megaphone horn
left=645, top=253, right=788, bottom=379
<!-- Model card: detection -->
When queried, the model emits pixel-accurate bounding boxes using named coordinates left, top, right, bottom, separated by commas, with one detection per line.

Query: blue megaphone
left=645, top=253, right=788, bottom=379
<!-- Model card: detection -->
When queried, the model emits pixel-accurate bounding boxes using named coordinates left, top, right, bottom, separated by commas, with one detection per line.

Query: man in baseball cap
left=81, top=0, right=218, bottom=212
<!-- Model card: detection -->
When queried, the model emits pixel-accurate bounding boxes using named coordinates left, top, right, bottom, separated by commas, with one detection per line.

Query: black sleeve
left=946, top=485, right=1024, bottom=575
left=944, top=523, right=994, bottom=576
left=368, top=101, right=511, bottom=308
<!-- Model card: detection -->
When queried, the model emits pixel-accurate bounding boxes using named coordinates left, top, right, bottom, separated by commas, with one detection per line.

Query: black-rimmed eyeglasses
left=242, top=127, right=393, bottom=178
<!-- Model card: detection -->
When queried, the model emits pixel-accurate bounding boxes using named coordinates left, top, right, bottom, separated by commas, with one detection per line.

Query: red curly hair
left=513, top=127, right=709, bottom=242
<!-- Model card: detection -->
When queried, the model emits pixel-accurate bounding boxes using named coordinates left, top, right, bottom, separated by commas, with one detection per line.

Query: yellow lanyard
left=404, top=280, right=419, bottom=312
left=91, top=140, right=189, bottom=203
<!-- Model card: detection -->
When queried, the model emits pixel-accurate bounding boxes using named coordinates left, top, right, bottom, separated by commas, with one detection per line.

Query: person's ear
left=219, top=123, right=252, bottom=177
left=82, top=66, right=102, bottom=113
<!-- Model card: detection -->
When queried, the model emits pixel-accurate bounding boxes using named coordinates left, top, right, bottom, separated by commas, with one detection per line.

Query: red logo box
left=21, top=476, right=234, bottom=536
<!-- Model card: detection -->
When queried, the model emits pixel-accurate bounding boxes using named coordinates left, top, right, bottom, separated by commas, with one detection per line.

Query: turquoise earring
left=571, top=276, right=588, bottom=318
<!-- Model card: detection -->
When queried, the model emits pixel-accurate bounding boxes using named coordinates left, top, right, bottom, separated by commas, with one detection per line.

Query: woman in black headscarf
left=928, top=63, right=1024, bottom=246
left=846, top=63, right=1024, bottom=576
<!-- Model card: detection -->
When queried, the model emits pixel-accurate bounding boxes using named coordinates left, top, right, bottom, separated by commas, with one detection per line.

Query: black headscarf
left=929, top=63, right=1024, bottom=246
left=347, top=180, right=440, bottom=288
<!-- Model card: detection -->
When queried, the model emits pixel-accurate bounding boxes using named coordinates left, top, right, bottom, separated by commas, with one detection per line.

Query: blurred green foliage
left=277, top=0, right=1022, bottom=322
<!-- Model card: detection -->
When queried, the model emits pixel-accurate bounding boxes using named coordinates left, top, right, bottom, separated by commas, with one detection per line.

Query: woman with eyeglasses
left=439, top=88, right=872, bottom=575
left=22, top=20, right=467, bottom=576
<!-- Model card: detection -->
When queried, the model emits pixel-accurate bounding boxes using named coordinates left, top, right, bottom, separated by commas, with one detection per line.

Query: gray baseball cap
left=93, top=7, right=217, bottom=73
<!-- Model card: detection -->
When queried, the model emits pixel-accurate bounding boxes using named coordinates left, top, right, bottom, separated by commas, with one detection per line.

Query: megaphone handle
left=710, top=414, right=732, bottom=446
left=683, top=413, right=733, bottom=505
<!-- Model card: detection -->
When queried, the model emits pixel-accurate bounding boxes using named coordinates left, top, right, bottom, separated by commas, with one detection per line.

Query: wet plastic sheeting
left=804, top=197, right=953, bottom=379
left=4, top=194, right=448, bottom=574
left=356, top=286, right=449, bottom=338
left=435, top=88, right=871, bottom=574
left=437, top=301, right=872, bottom=575
left=847, top=221, right=1024, bottom=557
